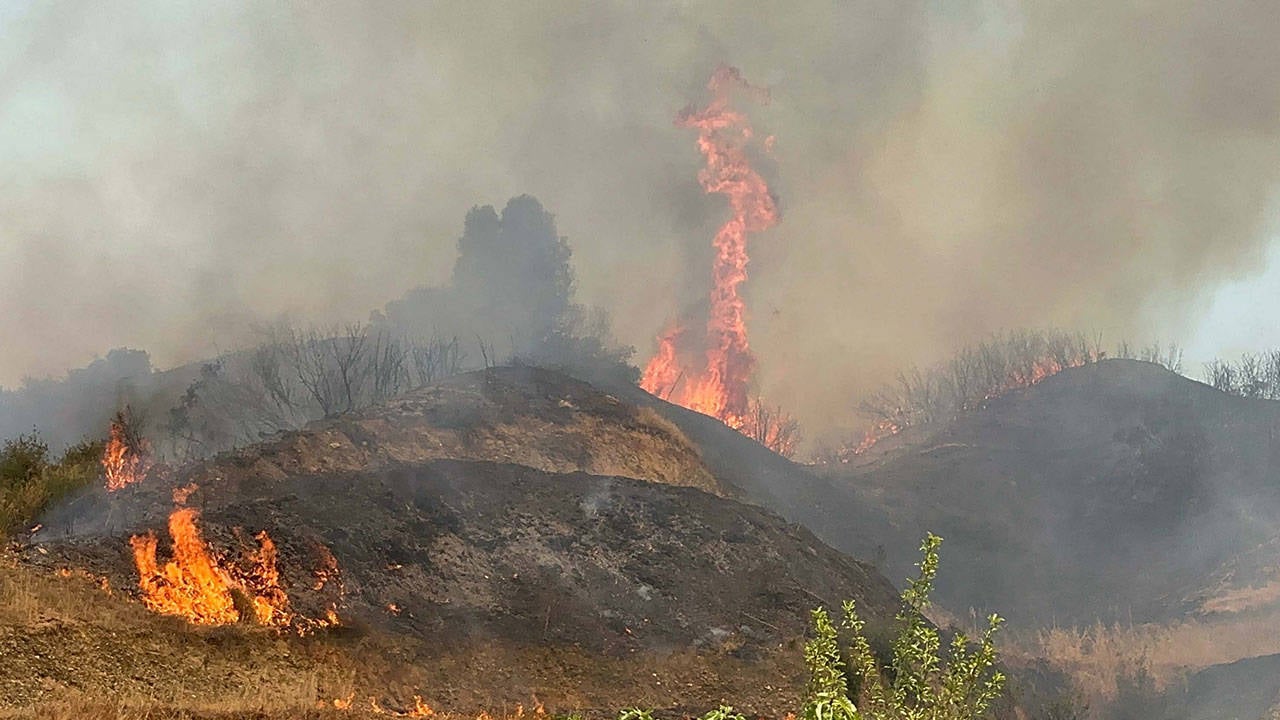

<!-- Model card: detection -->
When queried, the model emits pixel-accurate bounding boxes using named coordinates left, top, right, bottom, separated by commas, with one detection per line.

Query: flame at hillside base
left=130, top=508, right=241, bottom=625
left=327, top=696, right=545, bottom=718
left=641, top=65, right=794, bottom=454
left=130, top=503, right=340, bottom=630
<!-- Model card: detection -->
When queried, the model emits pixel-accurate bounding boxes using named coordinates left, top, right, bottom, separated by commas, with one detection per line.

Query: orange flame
left=129, top=508, right=327, bottom=628
left=641, top=65, right=786, bottom=447
left=242, top=529, right=293, bottom=626
left=102, top=416, right=151, bottom=492
left=847, top=352, right=1096, bottom=457
left=171, top=482, right=199, bottom=505
left=988, top=356, right=1089, bottom=400
left=847, top=419, right=903, bottom=459
left=325, top=696, right=547, bottom=718
left=130, top=508, right=240, bottom=625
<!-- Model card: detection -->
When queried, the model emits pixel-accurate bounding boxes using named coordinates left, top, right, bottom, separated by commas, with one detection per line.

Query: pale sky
left=1186, top=235, right=1280, bottom=369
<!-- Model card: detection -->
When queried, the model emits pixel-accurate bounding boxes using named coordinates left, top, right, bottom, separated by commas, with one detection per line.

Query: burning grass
left=129, top=504, right=341, bottom=631
left=845, top=329, right=1101, bottom=457
left=0, top=698, right=532, bottom=720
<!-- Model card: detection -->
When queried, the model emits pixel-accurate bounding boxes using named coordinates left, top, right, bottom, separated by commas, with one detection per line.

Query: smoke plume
left=4, top=1, right=1280, bottom=439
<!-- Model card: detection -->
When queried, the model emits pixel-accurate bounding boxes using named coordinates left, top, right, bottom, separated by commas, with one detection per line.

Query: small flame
left=848, top=419, right=904, bottom=458
left=368, top=696, right=437, bottom=717
left=172, top=482, right=199, bottom=505
left=848, top=351, right=1096, bottom=457
left=313, top=543, right=342, bottom=591
left=242, top=529, right=293, bottom=626
left=102, top=413, right=151, bottom=492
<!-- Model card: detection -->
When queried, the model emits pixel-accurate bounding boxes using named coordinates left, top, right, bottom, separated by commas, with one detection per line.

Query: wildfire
left=326, top=697, right=546, bottom=719
left=102, top=411, right=151, bottom=491
left=329, top=694, right=435, bottom=717
left=130, top=508, right=241, bottom=625
left=847, top=348, right=1097, bottom=458
left=987, top=356, right=1089, bottom=402
left=172, top=482, right=199, bottom=505
left=641, top=65, right=793, bottom=451
left=846, top=420, right=903, bottom=459
left=130, top=497, right=340, bottom=630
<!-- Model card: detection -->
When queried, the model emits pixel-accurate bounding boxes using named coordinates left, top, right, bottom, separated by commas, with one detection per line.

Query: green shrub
left=0, top=434, right=102, bottom=536
left=803, top=533, right=1006, bottom=720
left=0, top=434, right=49, bottom=487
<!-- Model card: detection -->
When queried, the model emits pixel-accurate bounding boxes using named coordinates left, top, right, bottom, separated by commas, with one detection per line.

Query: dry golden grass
left=0, top=552, right=369, bottom=714
left=1028, top=610, right=1280, bottom=701
left=1, top=551, right=803, bottom=718
left=1200, top=577, right=1280, bottom=614
left=0, top=699, right=557, bottom=720
left=0, top=553, right=133, bottom=626
left=632, top=406, right=694, bottom=451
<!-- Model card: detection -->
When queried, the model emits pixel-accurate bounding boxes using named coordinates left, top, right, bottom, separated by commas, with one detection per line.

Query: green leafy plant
left=803, top=533, right=1006, bottom=720
left=0, top=433, right=102, bottom=536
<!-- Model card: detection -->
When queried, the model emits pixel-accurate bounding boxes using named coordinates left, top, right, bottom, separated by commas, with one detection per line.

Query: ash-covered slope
left=1168, top=653, right=1280, bottom=720
left=212, top=364, right=723, bottom=494
left=31, top=460, right=897, bottom=656
left=809, top=359, right=1280, bottom=625
left=603, top=382, right=885, bottom=559
left=8, top=366, right=904, bottom=713
left=614, top=358, right=1280, bottom=627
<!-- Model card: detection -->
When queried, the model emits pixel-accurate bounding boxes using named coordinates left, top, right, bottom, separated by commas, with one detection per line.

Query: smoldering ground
left=4, top=0, right=1280, bottom=440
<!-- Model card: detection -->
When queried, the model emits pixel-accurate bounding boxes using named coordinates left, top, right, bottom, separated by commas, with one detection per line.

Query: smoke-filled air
left=6, top=2, right=1280, bottom=719
left=6, top=2, right=1280, bottom=442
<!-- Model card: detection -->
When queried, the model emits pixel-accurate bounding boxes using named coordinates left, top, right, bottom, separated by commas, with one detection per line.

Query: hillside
left=628, top=357, right=1280, bottom=628
left=1169, top=653, right=1280, bottom=720
left=613, top=359, right=1280, bottom=718
left=809, top=359, right=1280, bottom=627
left=2, top=367, right=903, bottom=717
left=602, top=383, right=884, bottom=562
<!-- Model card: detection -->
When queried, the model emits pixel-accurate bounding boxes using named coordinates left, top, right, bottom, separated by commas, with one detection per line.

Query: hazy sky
left=4, top=0, right=1280, bottom=436
left=1186, top=238, right=1280, bottom=364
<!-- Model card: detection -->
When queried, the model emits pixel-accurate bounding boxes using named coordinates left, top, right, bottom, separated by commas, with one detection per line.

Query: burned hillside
left=806, top=359, right=1280, bottom=627
left=3, top=366, right=903, bottom=715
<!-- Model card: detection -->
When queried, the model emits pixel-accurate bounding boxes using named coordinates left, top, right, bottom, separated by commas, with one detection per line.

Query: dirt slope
left=3, top=367, right=904, bottom=716
left=12, top=461, right=898, bottom=715
left=601, top=382, right=884, bottom=563
left=1168, top=653, right=1280, bottom=720
left=30, top=460, right=897, bottom=654
left=42, top=365, right=724, bottom=542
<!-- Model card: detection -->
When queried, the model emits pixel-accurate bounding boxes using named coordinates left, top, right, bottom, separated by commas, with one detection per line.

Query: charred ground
left=2, top=366, right=901, bottom=717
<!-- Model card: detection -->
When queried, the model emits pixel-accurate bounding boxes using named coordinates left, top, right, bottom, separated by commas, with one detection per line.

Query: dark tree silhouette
left=452, top=195, right=574, bottom=351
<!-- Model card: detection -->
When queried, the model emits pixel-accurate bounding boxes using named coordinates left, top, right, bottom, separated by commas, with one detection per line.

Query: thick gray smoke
left=3, top=1, right=1280, bottom=440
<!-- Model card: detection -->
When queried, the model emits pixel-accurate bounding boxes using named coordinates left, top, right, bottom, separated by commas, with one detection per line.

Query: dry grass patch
left=1030, top=611, right=1280, bottom=702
